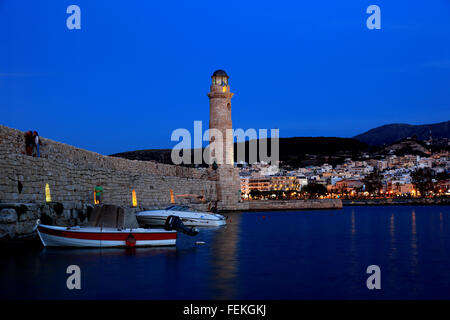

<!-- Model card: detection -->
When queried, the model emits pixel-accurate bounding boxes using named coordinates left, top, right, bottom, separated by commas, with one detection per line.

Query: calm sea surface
left=2, top=206, right=450, bottom=300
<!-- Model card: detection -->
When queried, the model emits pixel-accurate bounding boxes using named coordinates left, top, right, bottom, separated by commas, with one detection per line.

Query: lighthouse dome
left=212, top=69, right=228, bottom=78
left=211, top=70, right=229, bottom=86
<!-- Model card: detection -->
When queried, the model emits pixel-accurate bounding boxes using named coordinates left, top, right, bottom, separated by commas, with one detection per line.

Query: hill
left=354, top=120, right=450, bottom=146
left=110, top=137, right=368, bottom=168
left=111, top=149, right=173, bottom=163
left=378, top=138, right=431, bottom=156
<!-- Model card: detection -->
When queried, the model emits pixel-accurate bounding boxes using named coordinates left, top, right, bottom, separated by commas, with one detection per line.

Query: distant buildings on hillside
left=237, top=151, right=450, bottom=199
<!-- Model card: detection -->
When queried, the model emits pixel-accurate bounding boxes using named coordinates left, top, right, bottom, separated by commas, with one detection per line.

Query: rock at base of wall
left=0, top=208, right=17, bottom=223
left=0, top=222, right=17, bottom=239
left=0, top=202, right=92, bottom=243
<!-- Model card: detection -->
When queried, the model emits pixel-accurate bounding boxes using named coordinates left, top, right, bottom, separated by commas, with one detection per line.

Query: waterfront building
left=399, top=183, right=415, bottom=194
left=297, top=176, right=308, bottom=189
left=248, top=177, right=271, bottom=192
left=331, top=176, right=343, bottom=186
left=260, top=165, right=280, bottom=176
left=335, top=179, right=364, bottom=193
left=436, top=180, right=450, bottom=194
left=270, top=175, right=298, bottom=191
left=240, top=177, right=250, bottom=196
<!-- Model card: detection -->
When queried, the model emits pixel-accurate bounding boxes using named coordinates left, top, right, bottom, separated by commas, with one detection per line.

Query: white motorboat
left=136, top=205, right=227, bottom=227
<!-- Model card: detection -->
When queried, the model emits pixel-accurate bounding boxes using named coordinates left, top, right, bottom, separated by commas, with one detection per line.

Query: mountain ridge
left=353, top=120, right=450, bottom=146
left=110, top=121, right=449, bottom=167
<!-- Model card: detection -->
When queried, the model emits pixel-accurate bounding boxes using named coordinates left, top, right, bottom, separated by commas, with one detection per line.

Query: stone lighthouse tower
left=208, top=70, right=234, bottom=165
left=207, top=70, right=241, bottom=209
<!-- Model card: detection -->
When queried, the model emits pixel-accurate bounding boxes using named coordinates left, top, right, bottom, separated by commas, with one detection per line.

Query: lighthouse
left=207, top=70, right=241, bottom=209
left=207, top=69, right=234, bottom=166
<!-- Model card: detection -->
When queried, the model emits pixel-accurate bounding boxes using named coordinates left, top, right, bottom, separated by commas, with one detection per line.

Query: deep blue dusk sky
left=1, top=1, right=449, bottom=155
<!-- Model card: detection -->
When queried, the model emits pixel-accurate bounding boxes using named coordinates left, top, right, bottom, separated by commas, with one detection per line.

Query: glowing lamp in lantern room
left=170, top=189, right=175, bottom=204
left=45, top=183, right=52, bottom=202
left=132, top=189, right=138, bottom=207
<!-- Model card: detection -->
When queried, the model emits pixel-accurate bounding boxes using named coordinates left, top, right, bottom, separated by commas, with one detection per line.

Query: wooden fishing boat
left=37, top=224, right=177, bottom=248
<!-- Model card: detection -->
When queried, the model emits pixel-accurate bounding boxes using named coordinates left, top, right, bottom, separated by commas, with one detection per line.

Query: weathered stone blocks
left=0, top=125, right=218, bottom=208
left=0, top=208, right=17, bottom=223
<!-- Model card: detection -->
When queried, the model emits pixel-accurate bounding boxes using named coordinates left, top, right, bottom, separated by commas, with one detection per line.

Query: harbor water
left=2, top=205, right=450, bottom=300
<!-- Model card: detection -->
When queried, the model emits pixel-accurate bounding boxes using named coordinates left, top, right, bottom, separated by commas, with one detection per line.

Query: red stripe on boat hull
left=37, top=226, right=176, bottom=241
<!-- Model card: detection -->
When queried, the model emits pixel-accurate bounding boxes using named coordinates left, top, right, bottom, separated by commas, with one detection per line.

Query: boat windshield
left=165, top=205, right=193, bottom=211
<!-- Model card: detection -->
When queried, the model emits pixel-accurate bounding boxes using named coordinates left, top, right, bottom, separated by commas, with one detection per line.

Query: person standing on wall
left=33, top=131, right=41, bottom=157
left=24, top=131, right=33, bottom=156
left=210, top=201, right=218, bottom=213
left=95, top=183, right=103, bottom=205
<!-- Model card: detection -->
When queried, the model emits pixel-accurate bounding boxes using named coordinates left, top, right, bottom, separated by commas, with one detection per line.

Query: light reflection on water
left=1, top=206, right=450, bottom=299
left=386, top=212, right=397, bottom=292
left=209, top=213, right=241, bottom=299
left=347, top=209, right=358, bottom=295
left=410, top=209, right=418, bottom=277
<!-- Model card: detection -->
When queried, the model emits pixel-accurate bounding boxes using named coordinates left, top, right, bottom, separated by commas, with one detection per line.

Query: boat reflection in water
left=39, top=246, right=177, bottom=258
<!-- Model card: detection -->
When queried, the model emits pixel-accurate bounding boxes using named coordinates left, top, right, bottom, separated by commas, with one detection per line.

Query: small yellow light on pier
left=132, top=189, right=138, bottom=207
left=170, top=189, right=175, bottom=204
left=222, top=86, right=227, bottom=92
left=45, top=183, right=52, bottom=202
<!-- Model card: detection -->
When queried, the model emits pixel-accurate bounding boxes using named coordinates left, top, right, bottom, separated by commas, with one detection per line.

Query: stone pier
left=0, top=123, right=343, bottom=241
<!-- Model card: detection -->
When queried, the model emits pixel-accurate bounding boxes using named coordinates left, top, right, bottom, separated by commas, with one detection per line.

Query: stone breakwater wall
left=0, top=201, right=213, bottom=241
left=246, top=199, right=342, bottom=211
left=0, top=202, right=93, bottom=241
left=343, top=198, right=450, bottom=206
left=0, top=125, right=217, bottom=207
